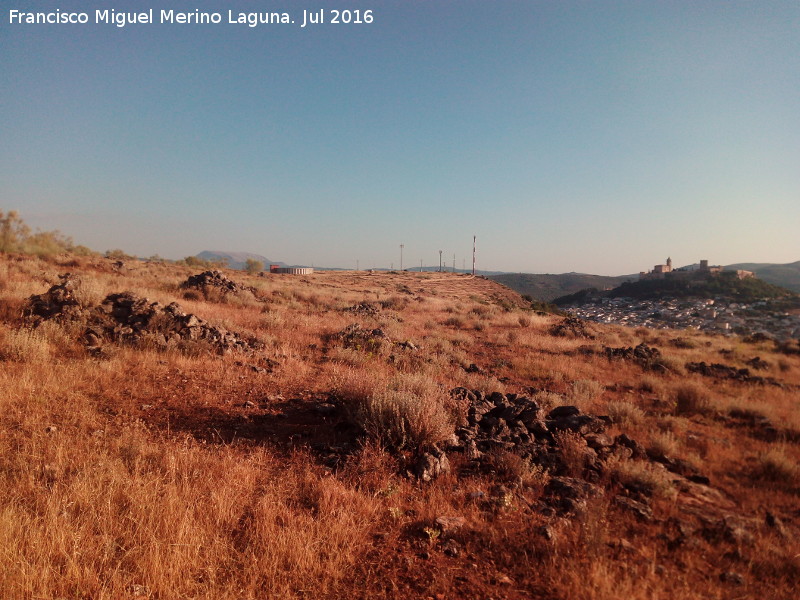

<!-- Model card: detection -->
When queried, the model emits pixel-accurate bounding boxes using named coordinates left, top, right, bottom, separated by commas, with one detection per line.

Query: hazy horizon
left=3, top=1, right=799, bottom=276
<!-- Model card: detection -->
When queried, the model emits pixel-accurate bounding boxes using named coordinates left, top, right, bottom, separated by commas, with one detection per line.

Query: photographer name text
left=8, top=8, right=374, bottom=28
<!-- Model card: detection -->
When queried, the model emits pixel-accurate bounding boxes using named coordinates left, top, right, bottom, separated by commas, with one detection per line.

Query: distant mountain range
left=196, top=251, right=285, bottom=271
left=492, top=261, right=800, bottom=300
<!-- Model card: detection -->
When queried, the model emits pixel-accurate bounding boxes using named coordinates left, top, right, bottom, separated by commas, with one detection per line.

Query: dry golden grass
left=1, top=254, right=799, bottom=598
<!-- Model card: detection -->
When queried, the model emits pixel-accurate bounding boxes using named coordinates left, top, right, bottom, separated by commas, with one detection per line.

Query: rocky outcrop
left=180, top=270, right=257, bottom=297
left=686, top=361, right=780, bottom=385
left=550, top=316, right=595, bottom=339
left=603, top=343, right=660, bottom=362
left=26, top=274, right=262, bottom=354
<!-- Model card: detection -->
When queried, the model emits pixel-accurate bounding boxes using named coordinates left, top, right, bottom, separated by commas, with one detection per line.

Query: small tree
left=245, top=258, right=263, bottom=274
left=0, top=210, right=30, bottom=253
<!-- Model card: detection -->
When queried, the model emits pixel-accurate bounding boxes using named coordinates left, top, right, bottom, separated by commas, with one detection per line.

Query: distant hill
left=553, top=271, right=798, bottom=306
left=196, top=251, right=284, bottom=271
left=490, top=273, right=634, bottom=302
left=724, top=261, right=800, bottom=293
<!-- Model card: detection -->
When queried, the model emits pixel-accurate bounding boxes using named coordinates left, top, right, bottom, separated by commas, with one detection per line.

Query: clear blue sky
left=2, top=1, right=798, bottom=274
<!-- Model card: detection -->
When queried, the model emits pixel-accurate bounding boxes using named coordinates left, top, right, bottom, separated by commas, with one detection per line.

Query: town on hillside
left=563, top=258, right=800, bottom=341
left=639, top=257, right=754, bottom=281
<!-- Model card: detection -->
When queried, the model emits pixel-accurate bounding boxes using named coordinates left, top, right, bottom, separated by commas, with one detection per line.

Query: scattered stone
left=538, top=524, right=557, bottom=541
left=44, top=425, right=57, bottom=434
left=608, top=538, right=639, bottom=554
left=441, top=538, right=461, bottom=557
left=745, top=356, right=769, bottom=370
left=703, top=516, right=754, bottom=546
left=719, top=571, right=744, bottom=585
left=435, top=516, right=466, bottom=534
left=614, top=496, right=654, bottom=522
left=127, top=584, right=151, bottom=597
left=686, top=361, right=780, bottom=386
left=414, top=448, right=450, bottom=482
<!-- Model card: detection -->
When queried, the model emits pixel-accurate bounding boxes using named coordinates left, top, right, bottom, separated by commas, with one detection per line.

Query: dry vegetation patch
left=1, top=256, right=799, bottom=598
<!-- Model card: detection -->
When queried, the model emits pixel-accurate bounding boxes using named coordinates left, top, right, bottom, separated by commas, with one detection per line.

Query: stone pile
left=450, top=388, right=606, bottom=466
left=26, top=274, right=85, bottom=320
left=603, top=343, right=662, bottom=368
left=336, top=323, right=389, bottom=352
left=550, top=316, right=595, bottom=339
left=181, top=270, right=256, bottom=296
left=686, top=361, right=779, bottom=386
left=744, top=356, right=769, bottom=370
left=343, top=302, right=381, bottom=316
left=27, top=275, right=261, bottom=354
left=406, top=388, right=715, bottom=518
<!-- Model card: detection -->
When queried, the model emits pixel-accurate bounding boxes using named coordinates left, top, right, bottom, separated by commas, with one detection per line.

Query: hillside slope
left=1, top=253, right=798, bottom=599
left=491, top=272, right=633, bottom=301
left=726, top=260, right=800, bottom=293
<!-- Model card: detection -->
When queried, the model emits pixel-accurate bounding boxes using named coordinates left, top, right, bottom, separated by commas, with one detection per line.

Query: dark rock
left=435, top=515, right=466, bottom=534
left=546, top=476, right=602, bottom=501
left=548, top=405, right=581, bottom=419
left=551, top=316, right=595, bottom=339
left=765, top=511, right=788, bottom=538
left=414, top=448, right=450, bottom=482
left=719, top=571, right=744, bottom=585
left=548, top=414, right=605, bottom=435
left=614, top=496, right=653, bottom=522
left=584, top=433, right=614, bottom=450
left=614, top=434, right=647, bottom=459
left=442, top=538, right=461, bottom=557
left=180, top=270, right=257, bottom=296
left=315, top=403, right=337, bottom=416
left=745, top=356, right=769, bottom=370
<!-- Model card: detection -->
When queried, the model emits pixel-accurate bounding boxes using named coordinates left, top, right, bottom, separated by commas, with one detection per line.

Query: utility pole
left=472, top=235, right=476, bottom=276
left=400, top=244, right=404, bottom=271
left=439, top=250, right=443, bottom=272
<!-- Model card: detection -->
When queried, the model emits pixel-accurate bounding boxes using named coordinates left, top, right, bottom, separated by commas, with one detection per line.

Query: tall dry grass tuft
left=752, top=447, right=799, bottom=486
left=606, top=455, right=677, bottom=501
left=0, top=325, right=51, bottom=362
left=674, top=382, right=713, bottom=416
left=567, top=379, right=604, bottom=409
left=337, top=370, right=453, bottom=450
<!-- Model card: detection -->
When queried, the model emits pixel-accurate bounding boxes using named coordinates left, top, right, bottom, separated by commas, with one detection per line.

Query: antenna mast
left=472, top=236, right=476, bottom=276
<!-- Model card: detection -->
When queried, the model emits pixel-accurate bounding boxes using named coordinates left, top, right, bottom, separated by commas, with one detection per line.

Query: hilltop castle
left=640, top=258, right=753, bottom=281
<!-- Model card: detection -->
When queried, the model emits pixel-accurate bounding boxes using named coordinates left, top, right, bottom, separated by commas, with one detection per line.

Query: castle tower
left=666, top=257, right=672, bottom=272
